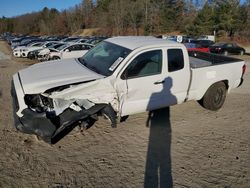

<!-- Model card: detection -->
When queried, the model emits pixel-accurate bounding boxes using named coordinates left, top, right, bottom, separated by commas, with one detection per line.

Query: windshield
left=79, top=41, right=131, bottom=76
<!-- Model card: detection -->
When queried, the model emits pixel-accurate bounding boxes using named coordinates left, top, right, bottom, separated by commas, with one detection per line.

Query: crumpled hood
left=18, top=58, right=104, bottom=94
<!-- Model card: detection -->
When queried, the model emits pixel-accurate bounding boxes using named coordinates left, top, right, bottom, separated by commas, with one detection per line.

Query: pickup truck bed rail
left=189, top=51, right=243, bottom=69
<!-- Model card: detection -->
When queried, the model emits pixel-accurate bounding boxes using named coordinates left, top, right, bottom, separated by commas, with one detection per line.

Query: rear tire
left=198, top=82, right=227, bottom=111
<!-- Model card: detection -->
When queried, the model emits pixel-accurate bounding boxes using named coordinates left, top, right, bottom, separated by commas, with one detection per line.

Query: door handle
left=154, top=80, right=165, bottom=85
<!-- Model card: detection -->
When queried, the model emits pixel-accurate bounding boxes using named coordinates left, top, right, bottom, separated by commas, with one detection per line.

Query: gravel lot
left=0, top=41, right=250, bottom=188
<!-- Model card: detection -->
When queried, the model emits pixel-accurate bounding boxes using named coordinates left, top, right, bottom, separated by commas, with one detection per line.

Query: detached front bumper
left=11, top=80, right=57, bottom=143
left=11, top=77, right=110, bottom=143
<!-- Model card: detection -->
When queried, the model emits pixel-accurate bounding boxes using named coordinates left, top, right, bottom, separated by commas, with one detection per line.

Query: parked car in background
left=60, top=37, right=81, bottom=43
left=27, top=42, right=64, bottom=60
left=191, top=39, right=214, bottom=48
left=18, top=41, right=61, bottom=58
left=209, top=42, right=245, bottom=56
left=13, top=41, right=45, bottom=57
left=36, top=43, right=66, bottom=61
left=11, top=37, right=42, bottom=49
left=184, top=43, right=210, bottom=52
left=49, top=43, right=94, bottom=60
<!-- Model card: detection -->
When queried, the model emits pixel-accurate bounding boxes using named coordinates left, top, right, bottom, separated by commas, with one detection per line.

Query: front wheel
left=198, top=82, right=227, bottom=111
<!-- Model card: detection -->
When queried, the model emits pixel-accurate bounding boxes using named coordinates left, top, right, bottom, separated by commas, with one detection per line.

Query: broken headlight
left=24, top=94, right=53, bottom=112
left=40, top=95, right=53, bottom=108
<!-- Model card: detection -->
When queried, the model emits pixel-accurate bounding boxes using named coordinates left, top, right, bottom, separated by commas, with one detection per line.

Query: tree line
left=1, top=0, right=250, bottom=40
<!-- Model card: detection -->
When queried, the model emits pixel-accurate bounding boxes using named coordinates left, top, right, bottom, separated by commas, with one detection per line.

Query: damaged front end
left=11, top=79, right=117, bottom=144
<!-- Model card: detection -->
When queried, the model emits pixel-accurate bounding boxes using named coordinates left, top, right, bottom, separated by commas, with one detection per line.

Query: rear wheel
left=198, top=82, right=227, bottom=111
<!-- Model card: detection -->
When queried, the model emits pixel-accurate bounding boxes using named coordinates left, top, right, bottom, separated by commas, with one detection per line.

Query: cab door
left=165, top=48, right=190, bottom=104
left=116, top=49, right=169, bottom=116
left=116, top=47, right=189, bottom=116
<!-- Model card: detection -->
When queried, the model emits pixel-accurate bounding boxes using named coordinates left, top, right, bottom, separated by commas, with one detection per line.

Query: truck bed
left=187, top=51, right=245, bottom=102
left=189, top=51, right=243, bottom=69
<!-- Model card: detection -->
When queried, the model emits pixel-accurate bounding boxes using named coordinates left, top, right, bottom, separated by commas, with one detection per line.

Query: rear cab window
left=167, top=49, right=184, bottom=72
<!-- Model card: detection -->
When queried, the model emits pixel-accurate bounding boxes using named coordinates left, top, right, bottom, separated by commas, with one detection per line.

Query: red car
left=184, top=43, right=210, bottom=53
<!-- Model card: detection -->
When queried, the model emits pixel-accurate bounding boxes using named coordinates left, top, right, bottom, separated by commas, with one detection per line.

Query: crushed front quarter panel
left=48, top=78, right=119, bottom=113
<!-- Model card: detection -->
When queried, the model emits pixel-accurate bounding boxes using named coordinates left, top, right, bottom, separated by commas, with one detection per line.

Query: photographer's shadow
left=144, top=77, right=176, bottom=188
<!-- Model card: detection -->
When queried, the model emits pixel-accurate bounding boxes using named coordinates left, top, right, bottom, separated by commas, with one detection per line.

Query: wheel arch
left=197, top=80, right=229, bottom=101
left=198, top=80, right=228, bottom=111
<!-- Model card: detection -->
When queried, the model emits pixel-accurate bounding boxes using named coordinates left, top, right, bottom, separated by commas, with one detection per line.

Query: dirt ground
left=0, top=41, right=250, bottom=188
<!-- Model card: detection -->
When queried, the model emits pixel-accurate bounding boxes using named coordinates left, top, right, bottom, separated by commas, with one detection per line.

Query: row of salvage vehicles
left=10, top=36, right=105, bottom=61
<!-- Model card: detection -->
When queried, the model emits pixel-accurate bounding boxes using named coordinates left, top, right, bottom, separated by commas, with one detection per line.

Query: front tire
left=101, top=104, right=117, bottom=128
left=198, top=82, right=227, bottom=111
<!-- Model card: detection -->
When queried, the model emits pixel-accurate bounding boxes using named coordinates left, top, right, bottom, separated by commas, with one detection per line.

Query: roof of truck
left=106, top=36, right=183, bottom=50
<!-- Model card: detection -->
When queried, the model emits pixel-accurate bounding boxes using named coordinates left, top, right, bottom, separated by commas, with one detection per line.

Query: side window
left=167, top=49, right=184, bottom=72
left=74, top=45, right=81, bottom=51
left=79, top=45, right=85, bottom=50
left=124, top=50, right=162, bottom=79
left=68, top=45, right=79, bottom=51
left=33, top=43, right=41, bottom=46
left=80, top=44, right=91, bottom=50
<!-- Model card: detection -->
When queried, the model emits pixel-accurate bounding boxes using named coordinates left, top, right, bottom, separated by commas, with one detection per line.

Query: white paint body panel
left=188, top=63, right=243, bottom=101
left=13, top=37, right=245, bottom=118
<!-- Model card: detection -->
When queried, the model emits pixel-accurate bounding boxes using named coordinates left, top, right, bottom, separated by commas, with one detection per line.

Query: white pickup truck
left=11, top=36, right=246, bottom=143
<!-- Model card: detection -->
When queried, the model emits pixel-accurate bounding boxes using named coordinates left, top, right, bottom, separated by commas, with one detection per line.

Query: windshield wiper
left=78, top=58, right=102, bottom=75
left=87, top=64, right=101, bottom=74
